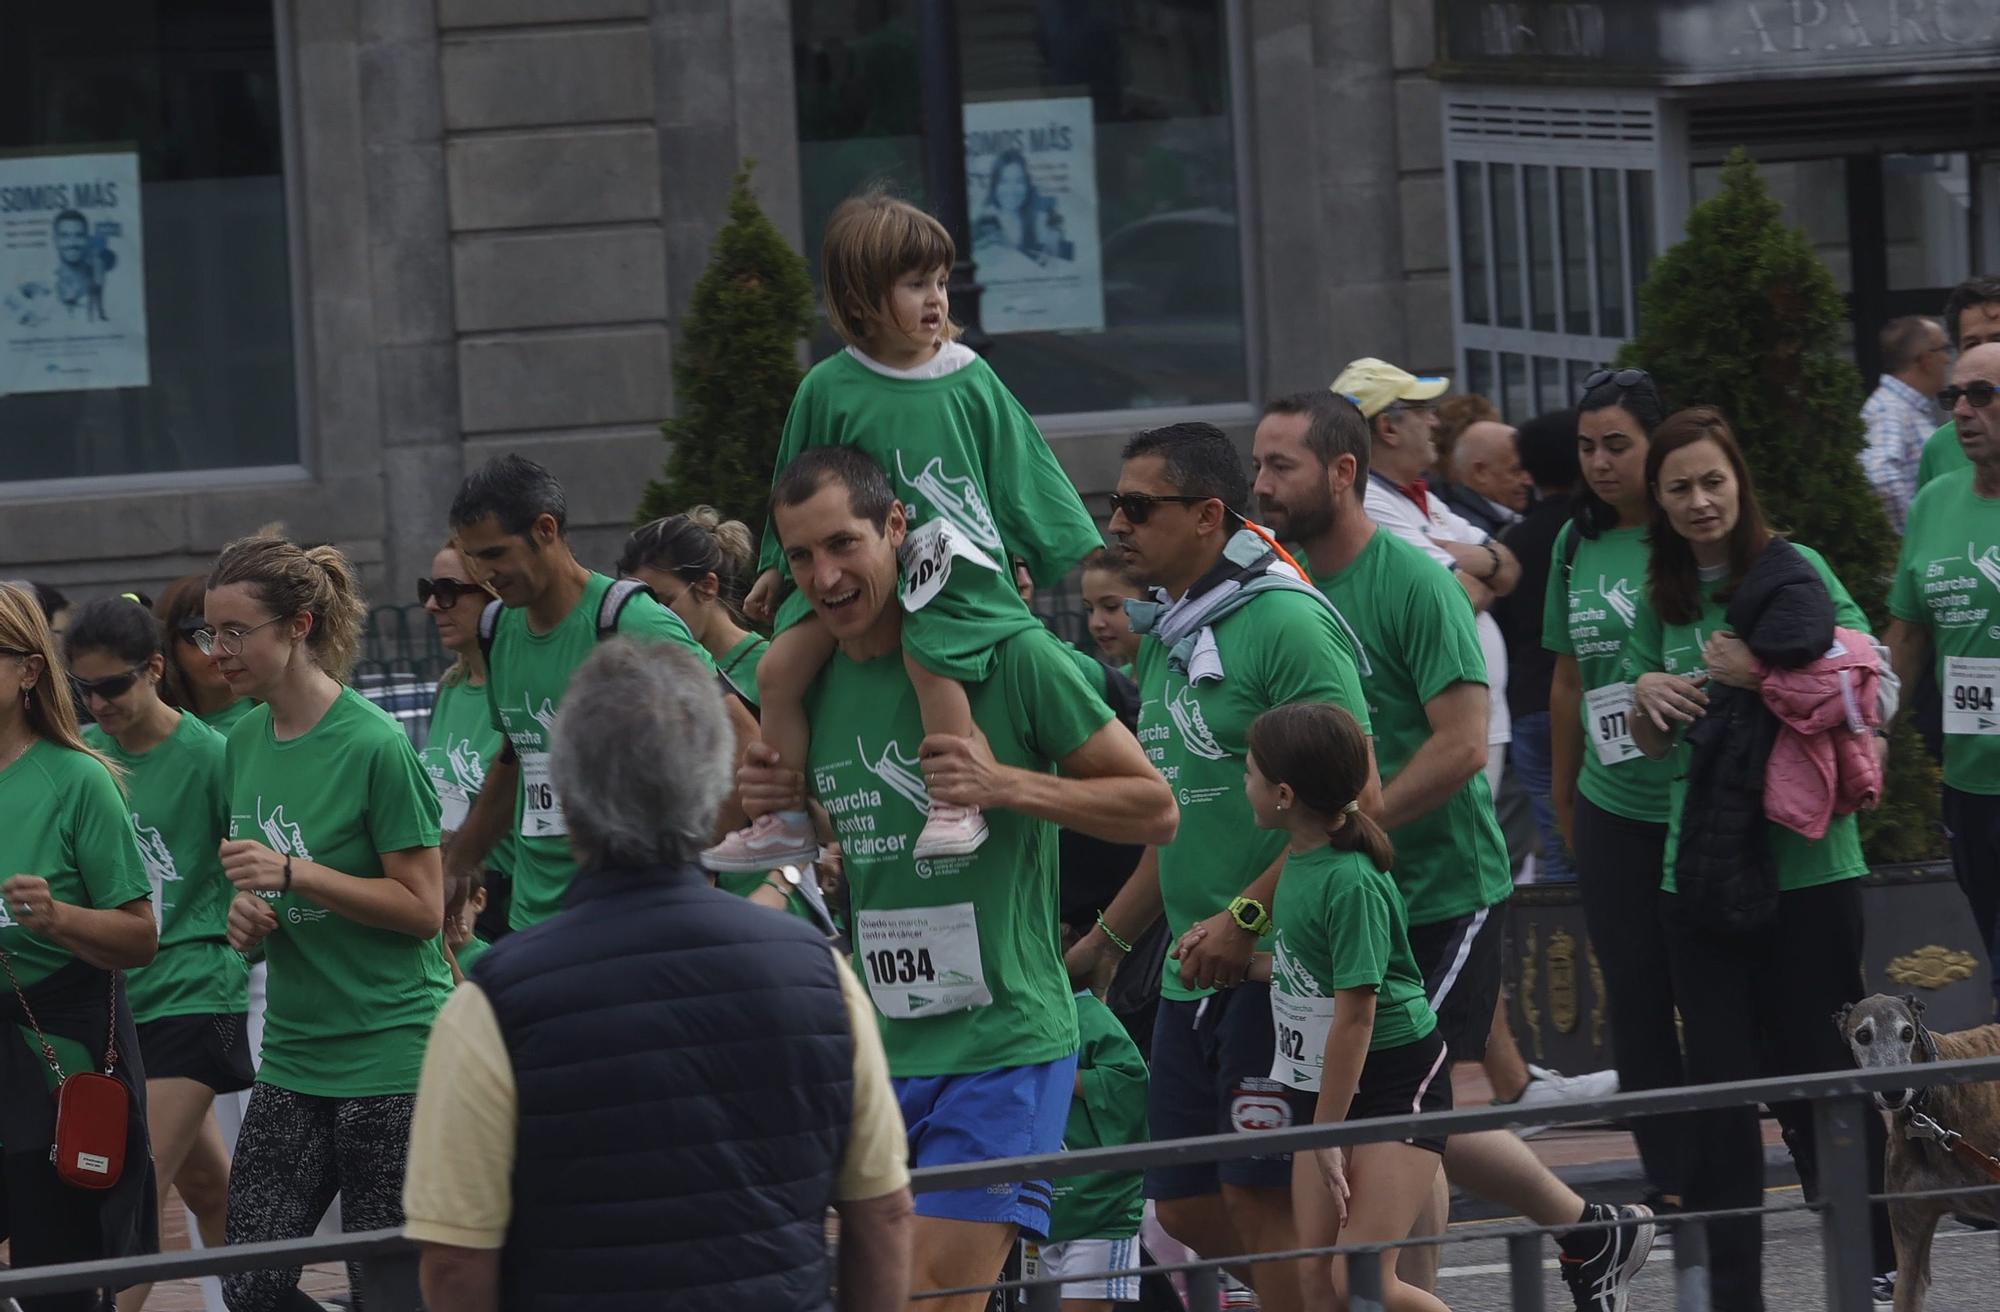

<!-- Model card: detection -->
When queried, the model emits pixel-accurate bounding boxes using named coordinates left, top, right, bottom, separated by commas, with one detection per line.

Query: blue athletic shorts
left=1145, top=983, right=1295, bottom=1199
left=897, top=1052, right=1080, bottom=1238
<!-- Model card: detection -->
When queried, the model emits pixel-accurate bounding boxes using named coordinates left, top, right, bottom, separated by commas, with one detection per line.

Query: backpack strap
left=596, top=577, right=656, bottom=641
left=477, top=599, right=504, bottom=663
left=1561, top=520, right=1582, bottom=586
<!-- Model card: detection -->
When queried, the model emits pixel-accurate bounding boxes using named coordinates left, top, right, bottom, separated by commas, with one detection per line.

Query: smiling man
left=744, top=446, right=1176, bottom=1311
left=444, top=454, right=751, bottom=931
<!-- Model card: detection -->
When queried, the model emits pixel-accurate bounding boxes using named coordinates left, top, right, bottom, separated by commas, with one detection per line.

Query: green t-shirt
left=1047, top=991, right=1147, bottom=1243
left=714, top=868, right=821, bottom=924
left=225, top=688, right=451, bottom=1096
left=717, top=633, right=770, bottom=708
left=423, top=677, right=505, bottom=838
left=806, top=625, right=1108, bottom=1077
left=1917, top=421, right=1967, bottom=491
left=198, top=698, right=256, bottom=737
left=1136, top=588, right=1371, bottom=1002
left=486, top=573, right=715, bottom=929
left=1541, top=523, right=1680, bottom=824
left=1889, top=471, right=2000, bottom=794
left=1270, top=843, right=1436, bottom=1090
left=85, top=714, right=247, bottom=1022
left=1313, top=531, right=1511, bottom=927
left=454, top=934, right=491, bottom=974
left=1624, top=544, right=1871, bottom=895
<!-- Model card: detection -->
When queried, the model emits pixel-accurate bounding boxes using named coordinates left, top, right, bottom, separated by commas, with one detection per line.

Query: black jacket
left=1496, top=493, right=1573, bottom=719
left=1672, top=538, right=1835, bottom=933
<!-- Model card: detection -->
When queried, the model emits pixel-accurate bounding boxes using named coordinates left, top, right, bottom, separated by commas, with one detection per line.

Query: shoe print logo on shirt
left=444, top=734, right=486, bottom=792
left=1272, top=933, right=1324, bottom=999
left=514, top=692, right=558, bottom=750
left=858, top=736, right=932, bottom=815
left=1972, top=543, right=2000, bottom=595
left=895, top=453, right=1003, bottom=552
left=1167, top=685, right=1229, bottom=762
left=1602, top=577, right=1640, bottom=628
left=257, top=801, right=313, bottom=863
left=133, top=817, right=180, bottom=888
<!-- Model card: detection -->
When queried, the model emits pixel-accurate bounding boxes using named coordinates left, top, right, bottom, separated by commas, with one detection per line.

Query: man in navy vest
left=403, top=639, right=913, bottom=1310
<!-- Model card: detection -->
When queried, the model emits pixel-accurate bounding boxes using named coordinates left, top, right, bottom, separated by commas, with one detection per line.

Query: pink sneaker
left=701, top=810, right=818, bottom=873
left=912, top=803, right=989, bottom=860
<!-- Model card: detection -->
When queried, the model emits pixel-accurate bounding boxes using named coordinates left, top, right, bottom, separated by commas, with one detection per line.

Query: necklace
left=0, top=733, right=32, bottom=777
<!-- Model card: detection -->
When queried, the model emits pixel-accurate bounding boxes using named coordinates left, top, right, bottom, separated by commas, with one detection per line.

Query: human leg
left=1483, top=994, right=1532, bottom=1102
left=176, top=1112, right=233, bottom=1246
left=1335, top=1144, right=1451, bottom=1312
left=908, top=1218, right=1020, bottom=1312
left=221, top=1085, right=341, bottom=1312
left=1943, top=785, right=2000, bottom=1018
left=116, top=1077, right=217, bottom=1312
left=904, top=648, right=988, bottom=858
left=1511, top=712, right=1574, bottom=881
left=705, top=618, right=836, bottom=869
left=331, top=1094, right=420, bottom=1310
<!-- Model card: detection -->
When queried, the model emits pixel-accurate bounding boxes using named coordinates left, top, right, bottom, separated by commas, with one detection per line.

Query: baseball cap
left=1331, top=358, right=1451, bottom=419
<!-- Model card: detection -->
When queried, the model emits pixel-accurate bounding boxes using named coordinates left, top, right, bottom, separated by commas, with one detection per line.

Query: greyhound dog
left=1838, top=994, right=2000, bottom=1311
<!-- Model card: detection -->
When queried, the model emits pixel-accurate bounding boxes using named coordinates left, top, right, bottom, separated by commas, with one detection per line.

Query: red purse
left=2, top=951, right=129, bottom=1190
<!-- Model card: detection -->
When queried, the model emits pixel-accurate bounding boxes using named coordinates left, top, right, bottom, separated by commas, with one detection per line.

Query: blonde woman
left=0, top=581, right=157, bottom=1309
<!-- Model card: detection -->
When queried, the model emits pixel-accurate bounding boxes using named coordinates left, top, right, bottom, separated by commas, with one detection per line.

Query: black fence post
left=1813, top=1093, right=1876, bottom=1312
left=1508, top=1231, right=1545, bottom=1311
left=358, top=1247, right=425, bottom=1312
left=1673, top=1215, right=1711, bottom=1312
left=1184, top=1262, right=1221, bottom=1309
left=1347, top=1247, right=1384, bottom=1312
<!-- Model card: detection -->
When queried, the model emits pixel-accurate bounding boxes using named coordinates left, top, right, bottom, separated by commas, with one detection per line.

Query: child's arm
left=1313, top=987, right=1378, bottom=1127
left=980, top=383, right=1104, bottom=584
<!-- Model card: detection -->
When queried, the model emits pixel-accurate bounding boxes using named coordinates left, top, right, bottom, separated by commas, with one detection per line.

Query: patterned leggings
left=221, top=1084, right=416, bottom=1312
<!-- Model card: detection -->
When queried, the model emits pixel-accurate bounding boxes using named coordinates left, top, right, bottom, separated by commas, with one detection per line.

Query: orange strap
left=1946, top=1135, right=2000, bottom=1184
left=1239, top=518, right=1306, bottom=580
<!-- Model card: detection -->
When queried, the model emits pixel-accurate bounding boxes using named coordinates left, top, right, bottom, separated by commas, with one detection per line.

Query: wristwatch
left=1227, top=896, right=1272, bottom=937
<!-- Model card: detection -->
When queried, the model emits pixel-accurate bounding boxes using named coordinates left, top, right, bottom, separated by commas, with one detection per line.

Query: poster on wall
left=963, top=96, right=1104, bottom=335
left=0, top=149, right=149, bottom=396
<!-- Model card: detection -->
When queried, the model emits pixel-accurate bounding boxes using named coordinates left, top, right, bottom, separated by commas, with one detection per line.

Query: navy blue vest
left=475, top=866, right=855, bottom=1311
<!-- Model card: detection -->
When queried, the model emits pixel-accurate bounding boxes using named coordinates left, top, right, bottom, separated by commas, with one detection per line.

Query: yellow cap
left=1331, top=358, right=1451, bottom=419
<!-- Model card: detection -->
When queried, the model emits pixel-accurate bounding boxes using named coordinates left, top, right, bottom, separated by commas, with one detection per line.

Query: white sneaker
left=1505, top=1065, right=1621, bottom=1137
left=701, top=810, right=818, bottom=873
left=1220, top=1273, right=1260, bottom=1309
left=912, top=803, right=989, bottom=860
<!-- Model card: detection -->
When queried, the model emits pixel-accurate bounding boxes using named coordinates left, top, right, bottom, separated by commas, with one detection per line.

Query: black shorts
left=1279, top=1028, right=1455, bottom=1155
left=1145, top=984, right=1294, bottom=1198
left=135, top=1012, right=254, bottom=1094
left=1406, top=900, right=1509, bottom=1064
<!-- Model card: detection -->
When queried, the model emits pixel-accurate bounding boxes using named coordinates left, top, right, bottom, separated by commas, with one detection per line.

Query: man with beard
left=1251, top=391, right=1655, bottom=1312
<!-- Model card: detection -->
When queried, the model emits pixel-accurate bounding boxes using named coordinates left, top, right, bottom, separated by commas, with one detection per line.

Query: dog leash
left=1903, top=1110, right=2000, bottom=1184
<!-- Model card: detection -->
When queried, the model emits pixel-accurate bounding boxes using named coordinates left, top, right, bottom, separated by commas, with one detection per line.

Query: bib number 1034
left=853, top=902, right=992, bottom=1019
left=1945, top=656, right=2000, bottom=736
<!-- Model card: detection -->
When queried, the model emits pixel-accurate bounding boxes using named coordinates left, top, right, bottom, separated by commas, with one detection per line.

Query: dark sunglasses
left=174, top=614, right=209, bottom=641
left=1580, top=367, right=1651, bottom=399
left=1104, top=491, right=1214, bottom=524
left=417, top=577, right=480, bottom=608
left=1939, top=382, right=1998, bottom=410
left=70, top=665, right=146, bottom=700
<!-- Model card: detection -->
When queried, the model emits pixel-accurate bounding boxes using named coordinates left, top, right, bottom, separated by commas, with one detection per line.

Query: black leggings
left=0, top=1153, right=118, bottom=1312
left=1571, top=794, right=1686, bottom=1199
left=222, top=1084, right=416, bottom=1312
left=1664, top=878, right=1893, bottom=1312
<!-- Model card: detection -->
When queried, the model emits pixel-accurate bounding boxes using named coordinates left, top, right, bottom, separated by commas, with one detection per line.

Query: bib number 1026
left=864, top=946, right=938, bottom=987
left=525, top=779, right=555, bottom=810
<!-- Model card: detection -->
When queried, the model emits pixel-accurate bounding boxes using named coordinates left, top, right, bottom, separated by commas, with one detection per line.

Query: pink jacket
left=1760, top=626, right=1883, bottom=840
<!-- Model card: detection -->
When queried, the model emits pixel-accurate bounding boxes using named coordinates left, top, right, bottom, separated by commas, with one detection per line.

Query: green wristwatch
left=1227, top=896, right=1271, bottom=937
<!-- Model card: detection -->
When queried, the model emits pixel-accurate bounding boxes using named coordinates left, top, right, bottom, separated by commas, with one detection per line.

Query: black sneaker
left=1872, top=1271, right=1896, bottom=1309
left=1558, top=1203, right=1656, bottom=1312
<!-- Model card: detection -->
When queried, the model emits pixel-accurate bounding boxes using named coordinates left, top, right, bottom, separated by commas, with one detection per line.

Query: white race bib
left=898, top=518, right=1000, bottom=614
left=1585, top=682, right=1643, bottom=766
left=437, top=784, right=470, bottom=833
left=518, top=751, right=567, bottom=837
left=1270, top=987, right=1334, bottom=1092
left=1944, top=656, right=2000, bottom=736
left=853, top=901, right=991, bottom=1019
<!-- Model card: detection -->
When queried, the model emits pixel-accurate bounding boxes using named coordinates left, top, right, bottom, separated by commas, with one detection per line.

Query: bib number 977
left=864, top=946, right=938, bottom=987
left=1597, top=708, right=1629, bottom=741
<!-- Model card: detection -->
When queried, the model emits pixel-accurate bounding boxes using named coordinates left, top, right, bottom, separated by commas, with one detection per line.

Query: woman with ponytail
left=200, top=534, right=450, bottom=1311
left=617, top=506, right=769, bottom=703
left=0, top=582, right=158, bottom=1309
left=1246, top=701, right=1452, bottom=1312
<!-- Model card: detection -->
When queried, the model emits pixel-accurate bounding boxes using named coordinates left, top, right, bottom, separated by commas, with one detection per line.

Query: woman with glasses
left=63, top=597, right=249, bottom=1312
left=0, top=582, right=159, bottom=1310
left=154, top=575, right=252, bottom=734
left=201, top=533, right=451, bottom=1312
left=617, top=506, right=769, bottom=705
left=1625, top=408, right=1895, bottom=1309
left=418, top=543, right=513, bottom=946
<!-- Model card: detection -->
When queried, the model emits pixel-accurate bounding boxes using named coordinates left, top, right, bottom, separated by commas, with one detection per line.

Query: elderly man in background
left=403, top=639, right=912, bottom=1311
left=1441, top=419, right=1533, bottom=537
left=1860, top=314, right=1950, bottom=531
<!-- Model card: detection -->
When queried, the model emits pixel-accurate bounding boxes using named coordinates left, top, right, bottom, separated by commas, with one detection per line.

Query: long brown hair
left=1644, top=407, right=1773, bottom=626
left=1246, top=702, right=1394, bottom=870
left=153, top=574, right=212, bottom=712
left=206, top=534, right=368, bottom=682
left=0, top=582, right=119, bottom=777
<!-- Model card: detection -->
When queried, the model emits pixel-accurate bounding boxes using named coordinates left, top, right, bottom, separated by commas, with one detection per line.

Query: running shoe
left=701, top=810, right=818, bottom=873
left=1872, top=1271, right=1896, bottom=1309
left=1220, top=1273, right=1260, bottom=1309
left=1558, top=1202, right=1655, bottom=1312
left=912, top=802, right=989, bottom=860
left=1499, top=1065, right=1620, bottom=1138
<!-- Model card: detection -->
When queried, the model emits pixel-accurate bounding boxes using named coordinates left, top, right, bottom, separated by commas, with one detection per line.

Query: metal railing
left=5, top=1061, right=1995, bottom=1309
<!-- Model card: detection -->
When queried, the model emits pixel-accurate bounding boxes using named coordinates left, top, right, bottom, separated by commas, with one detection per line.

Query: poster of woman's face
left=978, top=148, right=1072, bottom=265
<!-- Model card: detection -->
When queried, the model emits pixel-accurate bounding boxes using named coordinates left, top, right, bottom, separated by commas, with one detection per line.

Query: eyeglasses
left=1939, top=382, right=1998, bottom=410
left=191, top=616, right=283, bottom=657
left=1104, top=491, right=1214, bottom=524
left=1580, top=367, right=1652, bottom=399
left=417, top=577, right=480, bottom=609
left=70, top=665, right=146, bottom=701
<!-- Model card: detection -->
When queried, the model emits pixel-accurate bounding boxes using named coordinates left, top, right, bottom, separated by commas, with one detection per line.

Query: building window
left=0, top=0, right=298, bottom=485
left=792, top=0, right=1248, bottom=415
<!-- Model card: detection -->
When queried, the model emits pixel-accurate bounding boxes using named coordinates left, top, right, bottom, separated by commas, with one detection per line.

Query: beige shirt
left=403, top=948, right=909, bottom=1249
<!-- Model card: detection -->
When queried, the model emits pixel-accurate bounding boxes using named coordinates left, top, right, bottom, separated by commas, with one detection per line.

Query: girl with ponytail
left=1242, top=701, right=1454, bottom=1312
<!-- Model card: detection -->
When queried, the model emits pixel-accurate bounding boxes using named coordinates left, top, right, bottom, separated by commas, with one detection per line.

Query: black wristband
left=281, top=853, right=293, bottom=895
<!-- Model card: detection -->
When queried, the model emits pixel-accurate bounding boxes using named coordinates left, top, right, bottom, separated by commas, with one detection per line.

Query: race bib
left=853, top=901, right=991, bottom=1019
left=518, top=751, right=567, bottom=838
left=1944, top=656, right=2000, bottom=736
left=1270, top=988, right=1334, bottom=1092
left=437, top=784, right=470, bottom=833
left=1584, top=682, right=1643, bottom=766
left=898, top=518, right=1000, bottom=614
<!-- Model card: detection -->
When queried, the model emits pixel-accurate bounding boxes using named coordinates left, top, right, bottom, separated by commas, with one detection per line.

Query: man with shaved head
left=1442, top=420, right=1533, bottom=536
left=1887, top=340, right=2000, bottom=1018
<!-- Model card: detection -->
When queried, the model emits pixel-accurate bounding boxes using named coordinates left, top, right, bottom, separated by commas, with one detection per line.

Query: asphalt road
left=1433, top=1195, right=2000, bottom=1310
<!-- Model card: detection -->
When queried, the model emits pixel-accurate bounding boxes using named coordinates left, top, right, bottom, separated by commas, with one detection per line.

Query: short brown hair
left=1246, top=702, right=1394, bottom=871
left=1644, top=406, right=1773, bottom=626
left=822, top=191, right=960, bottom=349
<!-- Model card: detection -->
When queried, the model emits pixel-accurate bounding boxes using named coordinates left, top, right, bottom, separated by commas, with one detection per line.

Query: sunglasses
left=70, top=665, right=147, bottom=701
left=174, top=615, right=209, bottom=641
left=417, top=577, right=480, bottom=608
left=1580, top=367, right=1651, bottom=399
left=1104, top=491, right=1215, bottom=524
left=1939, top=382, right=1998, bottom=410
